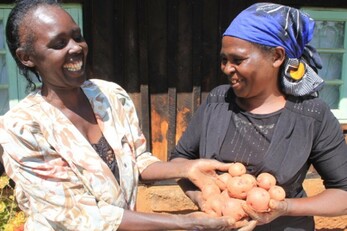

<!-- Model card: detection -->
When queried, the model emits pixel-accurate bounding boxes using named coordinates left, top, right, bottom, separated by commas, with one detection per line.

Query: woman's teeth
left=231, top=79, right=239, bottom=84
left=64, top=61, right=82, bottom=71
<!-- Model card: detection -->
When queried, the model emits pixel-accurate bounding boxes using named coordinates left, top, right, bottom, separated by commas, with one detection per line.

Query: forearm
left=140, top=157, right=229, bottom=182
left=118, top=210, right=186, bottom=231
left=286, top=188, right=347, bottom=217
left=140, top=160, right=191, bottom=181
left=118, top=209, right=238, bottom=231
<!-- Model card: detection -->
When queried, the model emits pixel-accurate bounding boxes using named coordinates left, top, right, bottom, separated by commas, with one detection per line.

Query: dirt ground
left=136, top=178, right=347, bottom=231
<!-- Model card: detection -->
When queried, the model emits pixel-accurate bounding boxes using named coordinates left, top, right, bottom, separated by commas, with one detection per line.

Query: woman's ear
left=16, top=48, right=35, bottom=68
left=273, top=46, right=285, bottom=68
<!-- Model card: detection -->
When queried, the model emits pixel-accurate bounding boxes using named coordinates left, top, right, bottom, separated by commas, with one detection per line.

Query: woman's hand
left=242, top=199, right=288, bottom=225
left=186, top=159, right=231, bottom=190
left=184, top=211, right=257, bottom=231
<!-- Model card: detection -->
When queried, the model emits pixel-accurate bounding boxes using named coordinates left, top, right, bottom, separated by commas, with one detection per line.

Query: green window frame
left=0, top=4, right=83, bottom=115
left=302, top=7, right=347, bottom=123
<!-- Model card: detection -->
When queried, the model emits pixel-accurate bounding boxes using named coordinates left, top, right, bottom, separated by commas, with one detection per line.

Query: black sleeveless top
left=91, top=135, right=120, bottom=183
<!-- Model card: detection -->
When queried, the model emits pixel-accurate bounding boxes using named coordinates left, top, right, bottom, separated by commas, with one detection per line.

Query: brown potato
left=228, top=162, right=247, bottom=177
left=246, top=187, right=271, bottom=212
left=268, top=185, right=286, bottom=201
left=256, top=172, right=276, bottom=190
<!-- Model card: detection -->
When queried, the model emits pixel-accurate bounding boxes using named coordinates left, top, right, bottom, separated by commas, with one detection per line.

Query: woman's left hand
left=184, top=211, right=258, bottom=231
left=242, top=199, right=288, bottom=225
left=186, top=159, right=231, bottom=190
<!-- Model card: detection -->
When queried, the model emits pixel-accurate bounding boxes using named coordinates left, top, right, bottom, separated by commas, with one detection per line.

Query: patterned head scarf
left=223, top=3, right=324, bottom=97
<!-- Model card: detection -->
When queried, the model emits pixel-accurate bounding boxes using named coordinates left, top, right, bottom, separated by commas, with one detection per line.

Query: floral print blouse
left=0, top=79, right=160, bottom=230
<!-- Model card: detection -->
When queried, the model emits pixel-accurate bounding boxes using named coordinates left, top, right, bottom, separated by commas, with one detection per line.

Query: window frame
left=302, top=7, right=347, bottom=123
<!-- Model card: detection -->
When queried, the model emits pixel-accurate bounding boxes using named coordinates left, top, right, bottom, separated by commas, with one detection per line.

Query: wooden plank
left=88, top=0, right=116, bottom=81
left=151, top=94, right=168, bottom=161
left=201, top=0, right=225, bottom=92
left=166, top=0, right=178, bottom=159
left=138, top=0, right=151, bottom=152
left=146, top=0, right=167, bottom=93
left=140, top=85, right=151, bottom=152
left=147, top=0, right=168, bottom=160
left=176, top=93, right=193, bottom=143
left=123, top=0, right=139, bottom=92
left=191, top=0, right=203, bottom=111
left=167, top=88, right=177, bottom=159
left=176, top=0, right=193, bottom=92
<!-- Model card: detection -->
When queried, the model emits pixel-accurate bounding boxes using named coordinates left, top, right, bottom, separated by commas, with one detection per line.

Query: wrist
left=184, top=160, right=195, bottom=179
left=283, top=199, right=291, bottom=216
left=171, top=158, right=192, bottom=179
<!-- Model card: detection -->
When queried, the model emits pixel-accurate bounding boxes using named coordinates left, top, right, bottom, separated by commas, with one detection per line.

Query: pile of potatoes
left=201, top=162, right=286, bottom=221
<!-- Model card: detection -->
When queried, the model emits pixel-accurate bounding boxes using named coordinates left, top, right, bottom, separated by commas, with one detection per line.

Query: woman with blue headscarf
left=170, top=2, right=347, bottom=230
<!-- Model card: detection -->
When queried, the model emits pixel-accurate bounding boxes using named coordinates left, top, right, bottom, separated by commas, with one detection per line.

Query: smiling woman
left=170, top=2, right=347, bottom=231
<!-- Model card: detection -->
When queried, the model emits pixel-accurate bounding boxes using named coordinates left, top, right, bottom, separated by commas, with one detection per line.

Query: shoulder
left=85, top=79, right=127, bottom=95
left=84, top=79, right=131, bottom=106
left=1, top=94, right=43, bottom=141
left=285, top=95, right=331, bottom=122
left=206, top=84, right=233, bottom=103
left=2, top=91, right=41, bottom=122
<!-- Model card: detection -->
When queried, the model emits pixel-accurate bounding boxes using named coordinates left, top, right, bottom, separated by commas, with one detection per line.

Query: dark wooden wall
left=76, top=0, right=347, bottom=160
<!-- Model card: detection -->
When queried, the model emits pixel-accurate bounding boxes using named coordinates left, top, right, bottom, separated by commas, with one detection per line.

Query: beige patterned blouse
left=0, top=79, right=160, bottom=230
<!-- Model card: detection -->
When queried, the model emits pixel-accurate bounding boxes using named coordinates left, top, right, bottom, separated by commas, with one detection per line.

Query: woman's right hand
left=183, top=212, right=257, bottom=231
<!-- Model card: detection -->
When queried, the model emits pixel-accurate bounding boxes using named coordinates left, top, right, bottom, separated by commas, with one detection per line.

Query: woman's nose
left=68, top=40, right=82, bottom=54
left=223, top=62, right=235, bottom=74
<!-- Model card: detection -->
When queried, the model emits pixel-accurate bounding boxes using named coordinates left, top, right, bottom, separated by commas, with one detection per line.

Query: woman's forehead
left=21, top=5, right=72, bottom=29
left=22, top=5, right=76, bottom=35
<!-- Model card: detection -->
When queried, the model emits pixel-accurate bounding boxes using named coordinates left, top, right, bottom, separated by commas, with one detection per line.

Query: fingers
left=209, top=159, right=233, bottom=172
left=225, top=217, right=236, bottom=226
left=241, top=202, right=261, bottom=220
left=237, top=220, right=258, bottom=231
left=242, top=199, right=287, bottom=225
left=269, top=199, right=288, bottom=214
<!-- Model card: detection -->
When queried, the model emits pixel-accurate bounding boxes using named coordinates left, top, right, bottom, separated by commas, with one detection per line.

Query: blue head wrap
left=223, top=3, right=324, bottom=97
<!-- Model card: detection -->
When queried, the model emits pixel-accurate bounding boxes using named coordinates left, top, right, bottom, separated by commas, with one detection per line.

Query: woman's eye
left=52, top=40, right=67, bottom=49
left=220, top=57, right=228, bottom=65
left=74, top=34, right=85, bottom=43
left=234, top=59, right=243, bottom=65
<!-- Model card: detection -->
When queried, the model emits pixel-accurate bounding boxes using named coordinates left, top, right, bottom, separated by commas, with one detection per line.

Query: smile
left=63, top=60, right=83, bottom=72
left=231, top=79, right=239, bottom=84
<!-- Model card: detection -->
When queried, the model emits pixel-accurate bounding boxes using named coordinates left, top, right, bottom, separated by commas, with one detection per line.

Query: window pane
left=318, top=53, right=342, bottom=80
left=317, top=53, right=342, bottom=110
left=319, top=85, right=340, bottom=109
left=0, top=56, right=9, bottom=115
left=310, top=21, right=345, bottom=49
left=309, top=20, right=345, bottom=110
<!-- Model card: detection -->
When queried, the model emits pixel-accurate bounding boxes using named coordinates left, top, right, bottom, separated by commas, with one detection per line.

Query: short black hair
left=6, top=0, right=62, bottom=91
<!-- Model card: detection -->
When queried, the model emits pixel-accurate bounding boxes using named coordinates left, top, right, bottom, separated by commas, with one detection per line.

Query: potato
left=256, top=172, right=276, bottom=190
left=246, top=187, right=271, bottom=212
left=201, top=183, right=221, bottom=200
left=201, top=168, right=285, bottom=220
left=240, top=173, right=257, bottom=187
left=227, top=176, right=254, bottom=199
left=222, top=197, right=247, bottom=221
left=228, top=162, right=247, bottom=177
left=216, top=173, right=233, bottom=191
left=268, top=185, right=286, bottom=201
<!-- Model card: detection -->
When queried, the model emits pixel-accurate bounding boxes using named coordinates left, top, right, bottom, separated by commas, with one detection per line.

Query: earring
left=288, top=61, right=305, bottom=80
